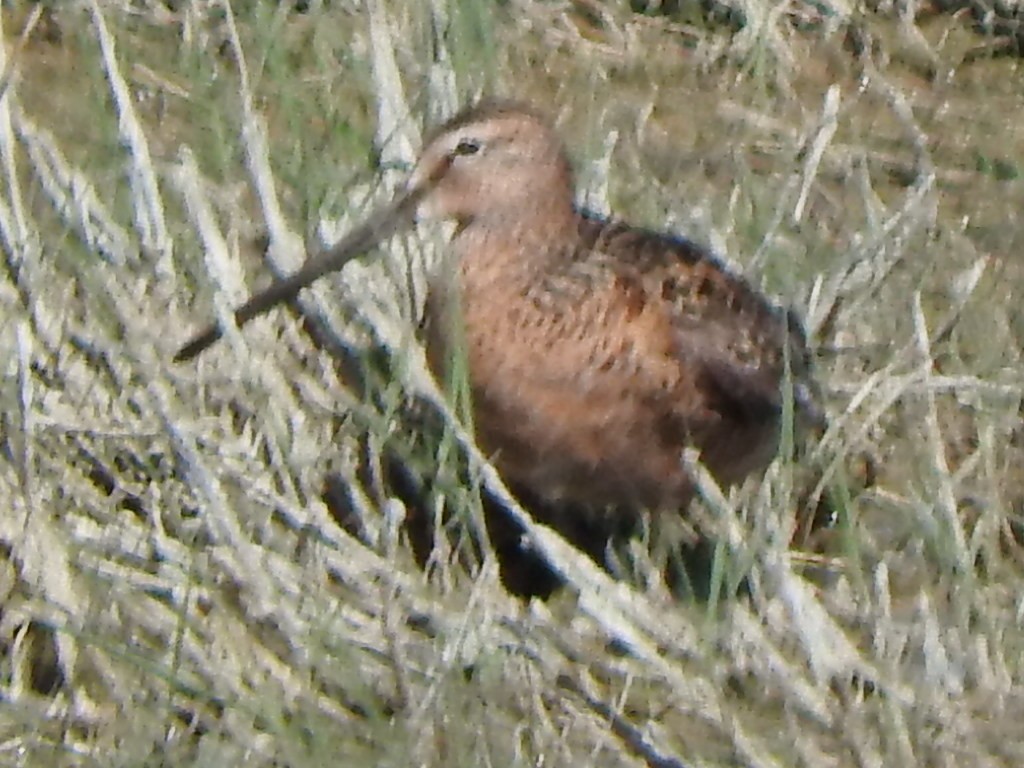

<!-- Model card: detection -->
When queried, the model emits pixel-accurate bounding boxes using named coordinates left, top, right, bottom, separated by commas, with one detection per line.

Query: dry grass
left=1, top=0, right=1023, bottom=765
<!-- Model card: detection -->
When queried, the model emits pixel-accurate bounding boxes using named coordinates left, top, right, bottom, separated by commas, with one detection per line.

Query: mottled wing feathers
left=574, top=214, right=811, bottom=425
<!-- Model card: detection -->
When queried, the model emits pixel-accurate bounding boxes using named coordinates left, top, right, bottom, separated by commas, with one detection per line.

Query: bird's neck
left=455, top=222, right=572, bottom=300
left=456, top=198, right=577, bottom=269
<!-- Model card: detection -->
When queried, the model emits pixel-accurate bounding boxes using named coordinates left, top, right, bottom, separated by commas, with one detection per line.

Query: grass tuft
left=1, top=1, right=1023, bottom=765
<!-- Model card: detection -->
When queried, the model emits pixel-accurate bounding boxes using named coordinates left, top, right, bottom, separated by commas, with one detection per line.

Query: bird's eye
left=453, top=138, right=481, bottom=157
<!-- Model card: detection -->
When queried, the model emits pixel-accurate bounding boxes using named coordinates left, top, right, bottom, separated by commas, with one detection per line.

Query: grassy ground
left=2, top=0, right=1024, bottom=765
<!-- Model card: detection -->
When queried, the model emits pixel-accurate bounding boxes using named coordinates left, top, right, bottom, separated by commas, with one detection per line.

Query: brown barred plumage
left=176, top=101, right=822, bottom=517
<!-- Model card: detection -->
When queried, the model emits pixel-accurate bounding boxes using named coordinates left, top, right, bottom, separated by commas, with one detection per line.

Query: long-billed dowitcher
left=176, top=101, right=821, bottom=531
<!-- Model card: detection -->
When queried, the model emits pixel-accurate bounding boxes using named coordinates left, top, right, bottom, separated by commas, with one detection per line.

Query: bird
left=175, top=100, right=822, bottom=527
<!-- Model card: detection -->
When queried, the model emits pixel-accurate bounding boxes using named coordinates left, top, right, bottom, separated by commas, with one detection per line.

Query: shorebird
left=176, top=101, right=822, bottom=521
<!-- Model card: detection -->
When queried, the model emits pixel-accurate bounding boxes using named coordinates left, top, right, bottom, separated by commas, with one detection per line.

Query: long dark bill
left=173, top=186, right=424, bottom=363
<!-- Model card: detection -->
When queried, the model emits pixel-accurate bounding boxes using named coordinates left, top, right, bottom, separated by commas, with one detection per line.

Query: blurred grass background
left=1, top=0, right=1024, bottom=765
